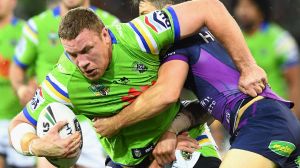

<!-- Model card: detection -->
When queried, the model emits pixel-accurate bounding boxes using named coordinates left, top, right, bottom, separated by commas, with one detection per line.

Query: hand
left=93, top=116, right=121, bottom=137
left=238, top=64, right=268, bottom=97
left=31, top=121, right=81, bottom=158
left=17, top=85, right=35, bottom=106
left=176, top=132, right=200, bottom=153
left=153, top=131, right=177, bottom=166
left=149, top=160, right=163, bottom=168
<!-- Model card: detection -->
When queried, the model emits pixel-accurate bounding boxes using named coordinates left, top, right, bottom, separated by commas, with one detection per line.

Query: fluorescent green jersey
left=0, top=18, right=24, bottom=120
left=244, top=23, right=299, bottom=98
left=23, top=7, right=180, bottom=166
left=14, top=6, right=120, bottom=84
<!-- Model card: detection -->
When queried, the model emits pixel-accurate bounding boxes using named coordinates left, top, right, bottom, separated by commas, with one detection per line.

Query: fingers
left=63, top=132, right=81, bottom=158
left=153, top=150, right=175, bottom=167
left=177, top=136, right=200, bottom=153
left=50, top=121, right=68, bottom=133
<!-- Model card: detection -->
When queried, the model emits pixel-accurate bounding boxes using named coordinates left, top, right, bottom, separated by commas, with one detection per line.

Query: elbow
left=163, top=90, right=181, bottom=105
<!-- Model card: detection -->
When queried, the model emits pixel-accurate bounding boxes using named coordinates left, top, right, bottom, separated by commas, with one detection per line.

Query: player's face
left=61, top=0, right=85, bottom=10
left=0, top=0, right=15, bottom=19
left=61, top=28, right=112, bottom=81
left=139, top=0, right=158, bottom=15
left=234, top=0, right=263, bottom=31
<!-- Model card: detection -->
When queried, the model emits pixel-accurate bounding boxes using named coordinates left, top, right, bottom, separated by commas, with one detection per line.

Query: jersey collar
left=52, top=6, right=61, bottom=17
left=108, top=29, right=117, bottom=44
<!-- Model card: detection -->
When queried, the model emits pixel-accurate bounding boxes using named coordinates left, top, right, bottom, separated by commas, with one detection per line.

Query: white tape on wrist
left=10, top=123, right=36, bottom=155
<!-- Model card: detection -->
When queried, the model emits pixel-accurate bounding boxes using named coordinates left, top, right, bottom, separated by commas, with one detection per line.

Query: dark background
left=15, top=0, right=300, bottom=44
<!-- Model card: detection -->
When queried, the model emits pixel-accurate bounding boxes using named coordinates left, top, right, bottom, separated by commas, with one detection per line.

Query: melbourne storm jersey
left=0, top=17, right=24, bottom=119
left=13, top=6, right=120, bottom=84
left=23, top=7, right=180, bottom=166
left=162, top=29, right=292, bottom=131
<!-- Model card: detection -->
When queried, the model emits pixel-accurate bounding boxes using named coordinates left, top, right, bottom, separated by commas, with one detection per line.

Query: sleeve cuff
left=23, top=107, right=37, bottom=126
left=166, top=6, right=181, bottom=42
left=13, top=56, right=28, bottom=69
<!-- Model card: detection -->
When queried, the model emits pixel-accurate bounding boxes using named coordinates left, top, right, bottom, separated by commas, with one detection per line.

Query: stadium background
left=15, top=0, right=300, bottom=45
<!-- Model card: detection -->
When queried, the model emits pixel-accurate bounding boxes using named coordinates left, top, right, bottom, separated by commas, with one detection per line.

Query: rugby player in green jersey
left=9, top=0, right=268, bottom=167
left=234, top=0, right=300, bottom=119
left=94, top=0, right=220, bottom=167
left=0, top=0, right=35, bottom=167
left=9, top=0, right=119, bottom=167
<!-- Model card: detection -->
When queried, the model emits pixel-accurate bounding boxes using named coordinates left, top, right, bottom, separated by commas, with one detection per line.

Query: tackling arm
left=172, top=0, right=267, bottom=96
left=93, top=60, right=188, bottom=137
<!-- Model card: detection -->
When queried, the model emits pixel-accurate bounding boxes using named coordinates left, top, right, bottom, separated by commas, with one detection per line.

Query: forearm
left=9, top=62, right=27, bottom=91
left=174, top=0, right=256, bottom=71
left=9, top=113, right=38, bottom=156
left=168, top=101, right=214, bottom=134
left=111, top=60, right=188, bottom=129
left=202, top=0, right=256, bottom=70
left=114, top=83, right=177, bottom=128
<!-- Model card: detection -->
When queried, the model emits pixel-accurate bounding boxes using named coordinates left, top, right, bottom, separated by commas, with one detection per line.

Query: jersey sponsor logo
left=145, top=11, right=171, bottom=34
left=171, top=150, right=201, bottom=167
left=30, top=87, right=45, bottom=111
left=0, top=53, right=11, bottom=78
left=113, top=77, right=130, bottom=85
left=132, top=61, right=148, bottom=73
left=268, top=140, right=296, bottom=157
left=89, top=83, right=110, bottom=96
left=131, top=143, right=154, bottom=159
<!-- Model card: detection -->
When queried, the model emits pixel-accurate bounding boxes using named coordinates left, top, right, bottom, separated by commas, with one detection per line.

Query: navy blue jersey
left=161, top=29, right=292, bottom=130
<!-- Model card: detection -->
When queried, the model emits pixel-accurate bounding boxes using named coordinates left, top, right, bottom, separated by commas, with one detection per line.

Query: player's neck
left=0, top=14, right=13, bottom=28
left=59, top=2, right=90, bottom=17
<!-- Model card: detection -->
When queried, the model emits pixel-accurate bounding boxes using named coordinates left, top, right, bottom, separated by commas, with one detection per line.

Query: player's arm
left=9, top=74, right=81, bottom=158
left=93, top=59, right=188, bottom=137
left=9, top=111, right=80, bottom=158
left=171, top=0, right=267, bottom=96
left=10, top=20, right=38, bottom=105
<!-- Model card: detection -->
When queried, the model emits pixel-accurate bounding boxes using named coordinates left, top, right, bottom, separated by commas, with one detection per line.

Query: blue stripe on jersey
left=196, top=135, right=208, bottom=141
left=108, top=29, right=117, bottom=44
left=90, top=6, right=97, bottom=11
left=52, top=6, right=60, bottom=17
left=46, top=76, right=69, bottom=98
left=166, top=7, right=180, bottom=42
left=23, top=107, right=37, bottom=126
left=129, top=22, right=151, bottom=53
left=13, top=56, right=28, bottom=69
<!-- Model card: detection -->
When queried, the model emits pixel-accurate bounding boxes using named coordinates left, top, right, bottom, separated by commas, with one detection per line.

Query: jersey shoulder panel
left=23, top=55, right=75, bottom=125
left=111, top=7, right=180, bottom=56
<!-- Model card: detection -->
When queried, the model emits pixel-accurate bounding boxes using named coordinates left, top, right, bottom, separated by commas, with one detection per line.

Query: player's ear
left=101, top=28, right=111, bottom=44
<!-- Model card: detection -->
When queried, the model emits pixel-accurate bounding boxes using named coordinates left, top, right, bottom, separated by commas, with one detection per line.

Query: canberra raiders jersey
left=0, top=17, right=24, bottom=119
left=14, top=6, right=120, bottom=84
left=162, top=29, right=292, bottom=131
left=244, top=22, right=300, bottom=98
left=23, top=7, right=180, bottom=166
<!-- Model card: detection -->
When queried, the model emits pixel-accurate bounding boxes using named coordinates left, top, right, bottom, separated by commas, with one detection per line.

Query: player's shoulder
left=91, top=6, right=120, bottom=25
left=29, top=6, right=59, bottom=24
